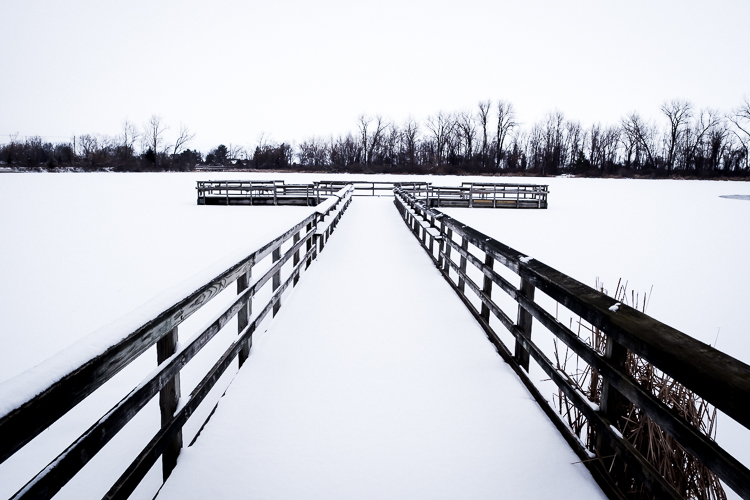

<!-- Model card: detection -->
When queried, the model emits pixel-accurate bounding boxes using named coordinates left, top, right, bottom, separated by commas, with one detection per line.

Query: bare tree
left=121, top=119, right=139, bottom=158
left=477, top=100, right=491, bottom=166
left=171, top=123, right=195, bottom=156
left=682, top=109, right=723, bottom=171
left=367, top=116, right=388, bottom=166
left=144, top=115, right=169, bottom=163
left=357, top=115, right=371, bottom=165
left=661, top=99, right=693, bottom=171
left=403, top=117, right=419, bottom=166
left=227, top=143, right=245, bottom=161
left=457, top=110, right=476, bottom=162
left=425, top=111, right=455, bottom=166
left=5, top=132, right=19, bottom=165
left=496, top=100, right=517, bottom=168
left=621, top=112, right=657, bottom=168
left=727, top=97, right=750, bottom=170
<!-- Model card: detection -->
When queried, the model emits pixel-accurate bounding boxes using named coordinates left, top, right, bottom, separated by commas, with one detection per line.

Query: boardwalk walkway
left=156, top=198, right=607, bottom=499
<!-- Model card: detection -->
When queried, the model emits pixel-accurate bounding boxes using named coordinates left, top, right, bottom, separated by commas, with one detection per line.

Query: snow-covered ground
left=1, top=173, right=749, bottom=499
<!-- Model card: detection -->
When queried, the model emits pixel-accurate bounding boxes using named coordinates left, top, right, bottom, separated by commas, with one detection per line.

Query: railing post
left=457, top=237, right=468, bottom=293
left=437, top=220, right=447, bottom=269
left=293, top=231, right=301, bottom=286
left=514, top=279, right=535, bottom=371
left=480, top=255, right=494, bottom=322
left=272, top=247, right=281, bottom=316
left=156, top=327, right=182, bottom=481
left=273, top=181, right=278, bottom=206
left=469, top=184, right=474, bottom=208
left=305, top=222, right=313, bottom=268
left=597, top=337, right=629, bottom=481
left=443, top=227, right=453, bottom=274
left=428, top=216, right=435, bottom=256
left=238, top=268, right=252, bottom=367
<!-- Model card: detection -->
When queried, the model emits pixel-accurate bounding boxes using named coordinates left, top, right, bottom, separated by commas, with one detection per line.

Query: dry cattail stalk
left=552, top=279, right=726, bottom=500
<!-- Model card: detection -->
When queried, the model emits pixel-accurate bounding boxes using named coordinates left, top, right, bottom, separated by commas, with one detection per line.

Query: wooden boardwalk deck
left=155, top=198, right=605, bottom=499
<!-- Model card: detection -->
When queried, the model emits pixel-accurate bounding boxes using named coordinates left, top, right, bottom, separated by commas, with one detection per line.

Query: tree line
left=2, top=99, right=750, bottom=178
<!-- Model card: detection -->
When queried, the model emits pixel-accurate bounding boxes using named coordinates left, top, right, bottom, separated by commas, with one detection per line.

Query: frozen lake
left=1, top=172, right=749, bottom=499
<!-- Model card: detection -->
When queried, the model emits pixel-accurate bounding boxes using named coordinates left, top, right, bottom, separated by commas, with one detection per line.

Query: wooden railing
left=196, top=180, right=324, bottom=205
left=196, top=180, right=429, bottom=205
left=399, top=182, right=548, bottom=208
left=0, top=186, right=354, bottom=500
left=315, top=180, right=429, bottom=197
left=394, top=188, right=750, bottom=500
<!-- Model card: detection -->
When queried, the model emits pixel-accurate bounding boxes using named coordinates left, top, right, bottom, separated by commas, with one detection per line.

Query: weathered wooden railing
left=197, top=180, right=327, bottom=206
left=400, top=182, right=549, bottom=208
left=0, top=185, right=354, bottom=500
left=394, top=187, right=750, bottom=500
left=315, top=180, right=429, bottom=197
left=196, top=180, right=428, bottom=205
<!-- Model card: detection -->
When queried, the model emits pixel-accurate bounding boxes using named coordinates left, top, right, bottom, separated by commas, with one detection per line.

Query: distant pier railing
left=399, top=182, right=549, bottom=209
left=0, top=186, right=354, bottom=500
left=197, top=180, right=548, bottom=209
left=394, top=187, right=750, bottom=500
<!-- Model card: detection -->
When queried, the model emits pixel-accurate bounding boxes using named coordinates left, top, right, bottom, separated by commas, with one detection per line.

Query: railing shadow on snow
left=394, top=187, right=750, bottom=500
left=0, top=186, right=354, bottom=500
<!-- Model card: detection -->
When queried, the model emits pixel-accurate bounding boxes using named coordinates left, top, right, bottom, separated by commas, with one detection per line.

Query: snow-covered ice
left=1, top=173, right=748, bottom=499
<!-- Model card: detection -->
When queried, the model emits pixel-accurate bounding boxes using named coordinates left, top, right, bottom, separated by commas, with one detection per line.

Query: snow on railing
left=394, top=187, right=750, bottom=500
left=0, top=187, right=354, bottom=500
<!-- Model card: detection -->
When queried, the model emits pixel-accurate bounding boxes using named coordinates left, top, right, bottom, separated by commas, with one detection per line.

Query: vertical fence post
left=443, top=228, right=453, bottom=274
left=293, top=231, right=301, bottom=287
left=457, top=237, right=469, bottom=293
left=305, top=222, right=313, bottom=268
left=272, top=247, right=281, bottom=316
left=437, top=221, right=447, bottom=270
left=428, top=216, right=435, bottom=256
left=513, top=279, right=535, bottom=371
left=238, top=268, right=252, bottom=367
left=156, top=327, right=182, bottom=480
left=469, top=184, right=474, bottom=208
left=597, top=337, right=629, bottom=481
left=480, top=255, right=494, bottom=322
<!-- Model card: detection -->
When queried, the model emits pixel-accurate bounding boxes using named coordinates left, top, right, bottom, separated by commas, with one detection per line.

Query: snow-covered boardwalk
left=156, top=198, right=606, bottom=499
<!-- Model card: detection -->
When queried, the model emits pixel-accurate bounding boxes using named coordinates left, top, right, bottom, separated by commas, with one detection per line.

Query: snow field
left=0, top=173, right=748, bottom=499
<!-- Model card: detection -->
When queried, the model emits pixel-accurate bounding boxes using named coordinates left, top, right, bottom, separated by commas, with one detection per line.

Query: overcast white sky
left=1, top=0, right=749, bottom=152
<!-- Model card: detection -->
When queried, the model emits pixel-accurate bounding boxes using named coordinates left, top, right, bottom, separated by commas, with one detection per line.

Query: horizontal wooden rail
left=393, top=188, right=750, bottom=499
left=2, top=185, right=354, bottom=500
left=399, top=182, right=549, bottom=209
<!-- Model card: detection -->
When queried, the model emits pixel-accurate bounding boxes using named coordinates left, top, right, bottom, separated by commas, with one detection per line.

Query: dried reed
left=553, top=279, right=726, bottom=500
